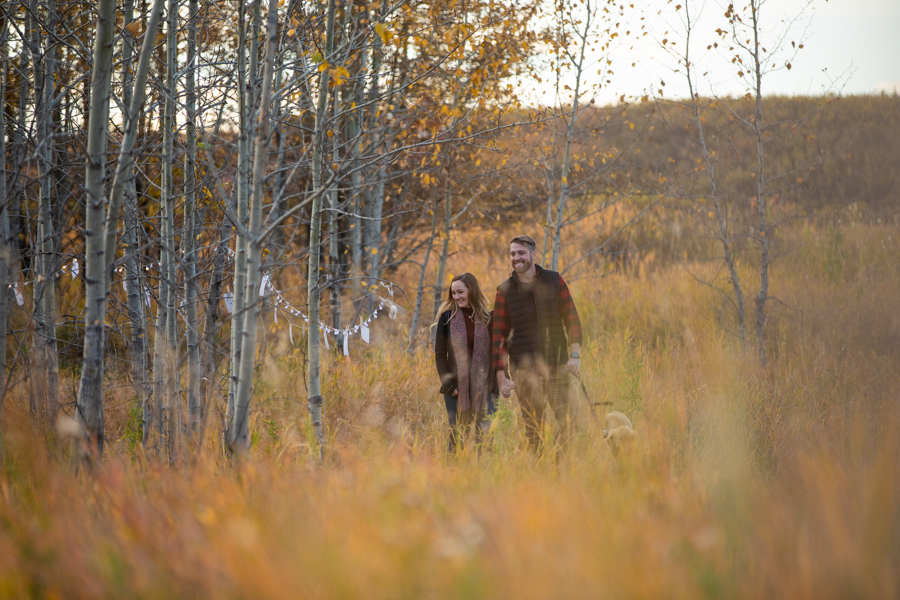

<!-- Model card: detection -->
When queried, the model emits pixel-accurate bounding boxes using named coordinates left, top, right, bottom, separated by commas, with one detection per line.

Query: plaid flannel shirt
left=492, top=269, right=582, bottom=372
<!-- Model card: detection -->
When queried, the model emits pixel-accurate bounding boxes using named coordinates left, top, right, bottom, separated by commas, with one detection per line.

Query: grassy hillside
left=1, top=212, right=898, bottom=598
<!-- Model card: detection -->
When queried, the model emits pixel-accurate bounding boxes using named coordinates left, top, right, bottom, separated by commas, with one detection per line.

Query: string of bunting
left=257, top=275, right=403, bottom=357
left=11, top=250, right=398, bottom=358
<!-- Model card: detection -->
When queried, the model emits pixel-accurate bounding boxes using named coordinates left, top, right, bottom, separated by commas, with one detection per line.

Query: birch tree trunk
left=162, top=0, right=182, bottom=465
left=347, top=35, right=367, bottom=276
left=551, top=0, right=591, bottom=271
left=184, top=0, right=202, bottom=441
left=307, top=0, right=337, bottom=454
left=270, top=64, right=287, bottom=256
left=228, top=0, right=260, bottom=433
left=328, top=95, right=342, bottom=346
left=30, top=0, right=60, bottom=424
left=0, top=23, right=10, bottom=462
left=362, top=0, right=387, bottom=307
left=77, top=0, right=166, bottom=457
left=122, top=0, right=151, bottom=434
left=681, top=0, right=746, bottom=343
left=749, top=0, right=768, bottom=363
left=432, top=166, right=453, bottom=321
left=200, top=222, right=228, bottom=437
left=230, top=0, right=279, bottom=453
left=74, top=0, right=119, bottom=456
left=407, top=200, right=438, bottom=353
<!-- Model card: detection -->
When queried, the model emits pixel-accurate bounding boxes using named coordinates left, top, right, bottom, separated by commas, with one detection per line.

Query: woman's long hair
left=432, top=273, right=492, bottom=327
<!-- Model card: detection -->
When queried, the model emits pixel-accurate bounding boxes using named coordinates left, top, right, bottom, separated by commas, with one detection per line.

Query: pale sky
left=517, top=0, right=900, bottom=105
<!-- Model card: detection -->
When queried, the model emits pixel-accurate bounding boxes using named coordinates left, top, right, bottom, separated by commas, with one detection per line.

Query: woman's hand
left=497, top=372, right=516, bottom=398
left=452, top=389, right=459, bottom=396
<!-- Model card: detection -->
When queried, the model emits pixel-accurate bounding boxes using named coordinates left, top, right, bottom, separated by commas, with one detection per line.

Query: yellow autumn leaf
left=287, top=28, right=295, bottom=37
left=374, top=22, right=392, bottom=43
left=330, top=65, right=350, bottom=86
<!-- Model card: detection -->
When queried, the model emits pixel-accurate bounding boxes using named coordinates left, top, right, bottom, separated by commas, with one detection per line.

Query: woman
left=434, top=273, right=496, bottom=452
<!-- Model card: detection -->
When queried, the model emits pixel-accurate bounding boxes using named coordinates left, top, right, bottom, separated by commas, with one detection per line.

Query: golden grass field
left=1, top=213, right=898, bottom=599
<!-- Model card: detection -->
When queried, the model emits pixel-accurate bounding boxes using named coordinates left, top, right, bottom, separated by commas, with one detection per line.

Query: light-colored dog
left=603, top=411, right=638, bottom=461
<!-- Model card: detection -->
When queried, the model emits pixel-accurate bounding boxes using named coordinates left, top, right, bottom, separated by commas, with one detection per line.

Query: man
left=493, top=235, right=582, bottom=450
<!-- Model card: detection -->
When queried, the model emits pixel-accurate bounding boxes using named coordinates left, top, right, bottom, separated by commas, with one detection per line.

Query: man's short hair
left=509, top=235, right=536, bottom=252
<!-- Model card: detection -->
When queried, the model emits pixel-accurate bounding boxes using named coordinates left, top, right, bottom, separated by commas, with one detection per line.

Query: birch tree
left=184, top=0, right=202, bottom=441
left=305, top=0, right=337, bottom=455
left=29, top=0, right=60, bottom=425
left=656, top=0, right=824, bottom=356
left=76, top=0, right=165, bottom=457
left=230, top=0, right=280, bottom=453
left=0, top=21, right=10, bottom=460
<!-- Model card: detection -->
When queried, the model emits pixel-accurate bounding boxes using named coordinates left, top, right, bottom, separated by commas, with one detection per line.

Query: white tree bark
left=681, top=0, right=747, bottom=343
left=432, top=166, right=453, bottom=320
left=551, top=0, right=592, bottom=271
left=122, top=0, right=151, bottom=438
left=749, top=0, right=769, bottom=363
left=74, top=0, right=122, bottom=456
left=0, top=23, right=10, bottom=461
left=307, top=0, right=338, bottom=455
left=162, top=0, right=182, bottom=465
left=227, top=0, right=260, bottom=434
left=184, top=0, right=202, bottom=441
left=230, top=0, right=280, bottom=453
left=77, top=0, right=165, bottom=457
left=407, top=199, right=438, bottom=353
left=30, top=0, right=60, bottom=424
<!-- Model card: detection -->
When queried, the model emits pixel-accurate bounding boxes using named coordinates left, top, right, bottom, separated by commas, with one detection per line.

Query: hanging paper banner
left=361, top=323, right=369, bottom=343
left=223, top=292, right=234, bottom=313
left=71, top=259, right=79, bottom=279
left=322, top=325, right=330, bottom=350
left=259, top=274, right=270, bottom=297
left=343, top=331, right=350, bottom=356
left=289, top=320, right=294, bottom=345
left=13, top=283, right=23, bottom=306
left=145, top=288, right=152, bottom=308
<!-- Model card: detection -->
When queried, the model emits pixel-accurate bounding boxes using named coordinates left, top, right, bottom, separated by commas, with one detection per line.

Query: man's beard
left=512, top=258, right=533, bottom=273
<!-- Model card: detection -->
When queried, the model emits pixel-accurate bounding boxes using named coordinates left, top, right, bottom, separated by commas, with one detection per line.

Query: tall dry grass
left=1, top=218, right=898, bottom=599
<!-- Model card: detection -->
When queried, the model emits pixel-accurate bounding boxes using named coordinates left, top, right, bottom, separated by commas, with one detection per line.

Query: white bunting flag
left=122, top=278, right=127, bottom=291
left=274, top=306, right=278, bottom=323
left=71, top=259, right=79, bottom=279
left=259, top=274, right=270, bottom=297
left=342, top=331, right=349, bottom=356
left=389, top=303, right=397, bottom=319
left=361, top=323, right=369, bottom=343
left=322, top=325, right=330, bottom=350
left=224, top=292, right=234, bottom=313
left=14, top=283, right=23, bottom=306
left=289, top=320, right=294, bottom=345
left=144, top=289, right=152, bottom=308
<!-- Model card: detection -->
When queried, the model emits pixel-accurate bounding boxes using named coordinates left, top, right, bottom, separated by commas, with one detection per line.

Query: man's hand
left=565, top=357, right=581, bottom=376
left=497, top=371, right=516, bottom=398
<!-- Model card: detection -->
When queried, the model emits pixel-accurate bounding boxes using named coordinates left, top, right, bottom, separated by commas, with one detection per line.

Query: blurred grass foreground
left=1, top=215, right=899, bottom=599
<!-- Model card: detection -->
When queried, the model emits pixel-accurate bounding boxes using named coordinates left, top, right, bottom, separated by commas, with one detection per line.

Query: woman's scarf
left=449, top=309, right=491, bottom=413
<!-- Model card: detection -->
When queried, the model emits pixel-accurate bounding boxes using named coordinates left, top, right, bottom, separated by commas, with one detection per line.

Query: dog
left=602, top=411, right=637, bottom=462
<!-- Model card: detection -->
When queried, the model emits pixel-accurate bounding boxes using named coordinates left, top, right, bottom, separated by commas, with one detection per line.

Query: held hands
left=497, top=372, right=516, bottom=398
